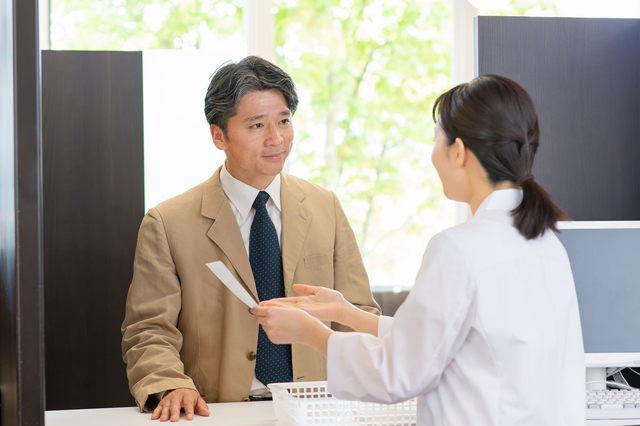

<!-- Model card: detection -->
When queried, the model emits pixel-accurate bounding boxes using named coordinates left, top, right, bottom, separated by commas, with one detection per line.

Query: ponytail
left=433, top=75, right=570, bottom=240
left=511, top=179, right=569, bottom=240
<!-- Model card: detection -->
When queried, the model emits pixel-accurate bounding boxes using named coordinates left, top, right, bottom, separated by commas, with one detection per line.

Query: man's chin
left=261, top=157, right=287, bottom=173
left=266, top=165, right=286, bottom=177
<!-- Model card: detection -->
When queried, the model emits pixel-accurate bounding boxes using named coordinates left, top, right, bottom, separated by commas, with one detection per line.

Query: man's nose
left=265, top=123, right=284, bottom=145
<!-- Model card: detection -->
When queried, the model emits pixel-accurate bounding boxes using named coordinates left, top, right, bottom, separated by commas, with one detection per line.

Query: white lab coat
left=327, top=189, right=585, bottom=426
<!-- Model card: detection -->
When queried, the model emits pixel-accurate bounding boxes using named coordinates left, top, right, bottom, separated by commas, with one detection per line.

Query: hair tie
left=516, top=174, right=534, bottom=186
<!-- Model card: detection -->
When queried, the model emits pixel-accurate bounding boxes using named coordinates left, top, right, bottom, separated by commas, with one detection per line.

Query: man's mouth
left=263, top=151, right=285, bottom=159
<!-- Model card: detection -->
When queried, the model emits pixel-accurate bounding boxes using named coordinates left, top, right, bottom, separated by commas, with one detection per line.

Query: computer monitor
left=556, top=222, right=640, bottom=388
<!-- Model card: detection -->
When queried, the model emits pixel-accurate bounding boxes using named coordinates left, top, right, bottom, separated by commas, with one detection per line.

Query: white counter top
left=45, top=402, right=640, bottom=426
left=45, top=401, right=278, bottom=425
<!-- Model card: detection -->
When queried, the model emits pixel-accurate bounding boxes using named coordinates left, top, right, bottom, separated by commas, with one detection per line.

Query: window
left=46, top=0, right=640, bottom=289
left=478, top=0, right=640, bottom=18
left=273, top=1, right=455, bottom=288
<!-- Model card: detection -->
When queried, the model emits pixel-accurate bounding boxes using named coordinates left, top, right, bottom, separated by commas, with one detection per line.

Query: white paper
left=206, top=261, right=258, bottom=308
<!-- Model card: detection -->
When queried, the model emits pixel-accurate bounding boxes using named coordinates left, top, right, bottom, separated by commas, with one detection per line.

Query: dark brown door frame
left=0, top=0, right=46, bottom=424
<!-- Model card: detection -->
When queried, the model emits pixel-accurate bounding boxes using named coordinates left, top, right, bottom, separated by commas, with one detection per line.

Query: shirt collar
left=219, top=164, right=281, bottom=219
left=475, top=189, right=523, bottom=216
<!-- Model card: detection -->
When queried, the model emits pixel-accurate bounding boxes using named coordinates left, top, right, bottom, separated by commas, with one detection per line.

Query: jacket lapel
left=280, top=173, right=312, bottom=294
left=202, top=167, right=259, bottom=303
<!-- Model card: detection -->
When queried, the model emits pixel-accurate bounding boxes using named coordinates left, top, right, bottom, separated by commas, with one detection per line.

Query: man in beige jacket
left=121, top=56, right=379, bottom=421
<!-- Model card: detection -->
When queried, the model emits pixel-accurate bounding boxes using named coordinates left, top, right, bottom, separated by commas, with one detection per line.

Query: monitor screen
left=556, top=223, right=640, bottom=366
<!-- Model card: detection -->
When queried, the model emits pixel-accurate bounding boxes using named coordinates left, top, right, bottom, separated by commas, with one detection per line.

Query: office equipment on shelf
left=586, top=388, right=640, bottom=420
left=269, top=381, right=417, bottom=426
left=557, top=222, right=640, bottom=421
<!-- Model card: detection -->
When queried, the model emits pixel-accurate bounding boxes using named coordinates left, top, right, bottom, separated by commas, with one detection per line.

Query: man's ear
left=453, top=137, right=467, bottom=169
left=210, top=124, right=227, bottom=150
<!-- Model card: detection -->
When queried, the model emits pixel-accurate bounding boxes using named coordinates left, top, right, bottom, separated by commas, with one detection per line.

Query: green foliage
left=50, top=0, right=243, bottom=49
left=50, top=0, right=567, bottom=284
left=273, top=0, right=453, bottom=267
left=49, top=0, right=460, bottom=285
left=485, top=0, right=558, bottom=16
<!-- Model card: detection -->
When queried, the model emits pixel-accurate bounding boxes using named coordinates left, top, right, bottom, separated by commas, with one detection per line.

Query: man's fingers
left=183, top=398, right=194, bottom=420
left=196, top=397, right=210, bottom=416
left=160, top=404, right=171, bottom=422
left=151, top=403, right=162, bottom=420
left=150, top=389, right=209, bottom=422
left=170, top=399, right=182, bottom=422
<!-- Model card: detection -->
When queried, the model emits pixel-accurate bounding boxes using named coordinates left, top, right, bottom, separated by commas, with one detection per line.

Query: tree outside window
left=51, top=0, right=621, bottom=288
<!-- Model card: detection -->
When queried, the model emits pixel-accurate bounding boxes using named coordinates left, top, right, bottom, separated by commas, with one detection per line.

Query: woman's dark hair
left=432, top=74, right=568, bottom=239
left=204, top=56, right=299, bottom=137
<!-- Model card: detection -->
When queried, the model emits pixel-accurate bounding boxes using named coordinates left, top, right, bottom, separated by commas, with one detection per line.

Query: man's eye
left=251, top=123, right=263, bottom=129
left=280, top=118, right=291, bottom=125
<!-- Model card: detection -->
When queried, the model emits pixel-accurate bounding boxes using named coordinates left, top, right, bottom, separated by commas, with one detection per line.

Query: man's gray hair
left=204, top=56, right=299, bottom=137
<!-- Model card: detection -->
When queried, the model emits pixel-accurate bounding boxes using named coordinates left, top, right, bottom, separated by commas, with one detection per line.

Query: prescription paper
left=206, top=261, right=258, bottom=308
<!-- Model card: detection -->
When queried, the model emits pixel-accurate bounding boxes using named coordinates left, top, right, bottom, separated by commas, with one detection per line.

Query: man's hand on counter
left=151, top=388, right=210, bottom=422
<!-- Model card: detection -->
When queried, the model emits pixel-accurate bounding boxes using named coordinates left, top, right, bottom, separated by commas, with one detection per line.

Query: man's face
left=211, top=89, right=294, bottom=189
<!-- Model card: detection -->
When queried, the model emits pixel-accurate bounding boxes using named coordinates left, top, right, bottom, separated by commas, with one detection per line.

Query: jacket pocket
left=303, top=250, right=334, bottom=270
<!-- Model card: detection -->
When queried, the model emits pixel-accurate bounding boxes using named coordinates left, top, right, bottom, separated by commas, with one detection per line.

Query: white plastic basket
left=268, top=381, right=417, bottom=426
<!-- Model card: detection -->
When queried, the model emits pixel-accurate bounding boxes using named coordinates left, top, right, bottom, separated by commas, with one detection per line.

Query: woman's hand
left=259, top=284, right=350, bottom=323
left=250, top=305, right=333, bottom=356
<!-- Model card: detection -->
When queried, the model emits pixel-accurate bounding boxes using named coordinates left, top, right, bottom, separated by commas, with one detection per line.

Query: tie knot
left=253, top=191, right=270, bottom=210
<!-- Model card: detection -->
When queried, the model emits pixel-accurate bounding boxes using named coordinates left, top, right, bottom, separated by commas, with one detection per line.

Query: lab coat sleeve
left=327, top=232, right=476, bottom=404
left=377, top=315, right=394, bottom=338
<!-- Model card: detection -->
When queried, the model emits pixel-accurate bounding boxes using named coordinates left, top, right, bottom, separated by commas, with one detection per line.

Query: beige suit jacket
left=121, top=167, right=379, bottom=410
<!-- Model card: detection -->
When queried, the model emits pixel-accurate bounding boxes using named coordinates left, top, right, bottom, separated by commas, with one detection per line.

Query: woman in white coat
left=252, top=75, right=585, bottom=425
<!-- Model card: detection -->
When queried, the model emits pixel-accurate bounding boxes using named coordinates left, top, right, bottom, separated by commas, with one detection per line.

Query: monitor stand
left=586, top=367, right=607, bottom=390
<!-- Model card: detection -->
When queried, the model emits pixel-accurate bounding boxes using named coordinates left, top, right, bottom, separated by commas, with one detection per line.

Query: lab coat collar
left=219, top=163, right=282, bottom=219
left=474, top=189, right=523, bottom=216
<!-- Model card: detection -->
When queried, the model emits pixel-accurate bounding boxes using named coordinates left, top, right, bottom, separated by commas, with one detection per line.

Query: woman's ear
left=453, top=137, right=467, bottom=169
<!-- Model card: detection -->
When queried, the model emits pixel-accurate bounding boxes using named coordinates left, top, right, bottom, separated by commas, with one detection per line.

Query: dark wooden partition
left=41, top=51, right=144, bottom=410
left=0, top=0, right=46, bottom=424
left=475, top=17, right=640, bottom=221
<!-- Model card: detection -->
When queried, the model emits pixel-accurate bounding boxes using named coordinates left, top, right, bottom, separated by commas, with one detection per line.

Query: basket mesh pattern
left=269, top=381, right=417, bottom=425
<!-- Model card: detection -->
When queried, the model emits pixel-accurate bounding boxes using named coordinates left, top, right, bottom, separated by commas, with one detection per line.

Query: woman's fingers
left=292, top=284, right=320, bottom=295
left=254, top=306, right=332, bottom=355
left=251, top=306, right=267, bottom=316
left=258, top=298, right=299, bottom=307
left=253, top=306, right=306, bottom=344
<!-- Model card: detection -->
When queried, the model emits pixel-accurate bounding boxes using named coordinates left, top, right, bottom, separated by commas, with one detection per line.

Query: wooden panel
left=0, top=0, right=17, bottom=420
left=42, top=51, right=144, bottom=409
left=0, top=0, right=46, bottom=425
left=475, top=17, right=640, bottom=221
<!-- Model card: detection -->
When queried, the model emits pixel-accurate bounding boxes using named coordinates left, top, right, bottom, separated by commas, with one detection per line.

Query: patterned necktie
left=249, top=191, right=293, bottom=385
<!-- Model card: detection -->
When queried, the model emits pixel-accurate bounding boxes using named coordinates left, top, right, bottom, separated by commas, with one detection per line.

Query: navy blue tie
left=249, top=191, right=293, bottom=385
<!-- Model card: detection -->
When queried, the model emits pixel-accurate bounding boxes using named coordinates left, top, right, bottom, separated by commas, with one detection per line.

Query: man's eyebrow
left=243, top=110, right=291, bottom=123
left=244, top=114, right=266, bottom=123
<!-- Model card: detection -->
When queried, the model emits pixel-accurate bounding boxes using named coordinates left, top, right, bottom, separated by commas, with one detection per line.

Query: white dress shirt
left=220, top=164, right=282, bottom=394
left=219, top=164, right=282, bottom=250
left=327, top=189, right=585, bottom=425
